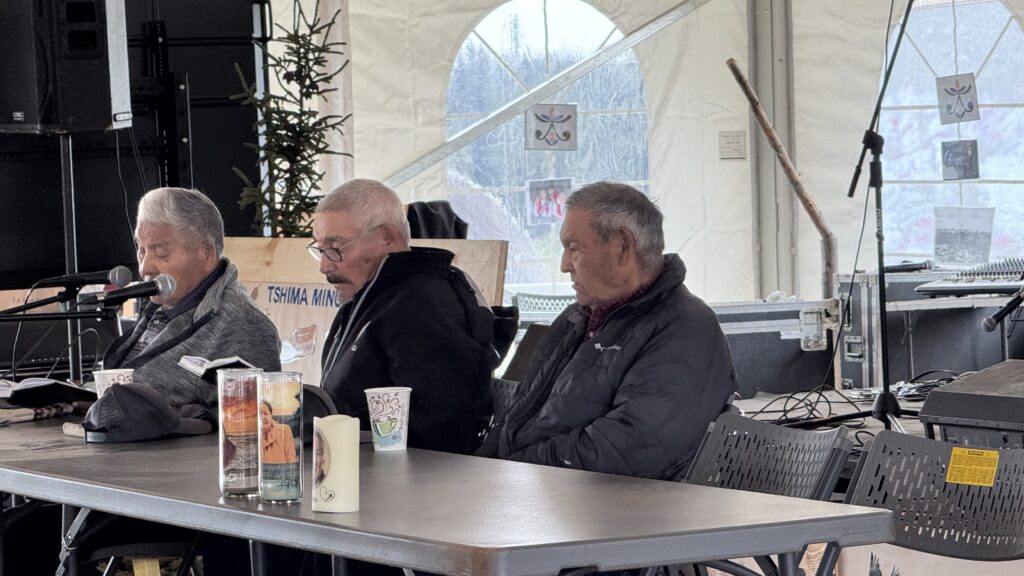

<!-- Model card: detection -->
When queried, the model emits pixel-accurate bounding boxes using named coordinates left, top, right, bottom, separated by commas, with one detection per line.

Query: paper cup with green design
left=364, top=387, right=411, bottom=451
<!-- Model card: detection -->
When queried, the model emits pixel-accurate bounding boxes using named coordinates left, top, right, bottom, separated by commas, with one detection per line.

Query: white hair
left=316, top=179, right=411, bottom=243
left=566, top=181, right=665, bottom=271
left=136, top=187, right=225, bottom=255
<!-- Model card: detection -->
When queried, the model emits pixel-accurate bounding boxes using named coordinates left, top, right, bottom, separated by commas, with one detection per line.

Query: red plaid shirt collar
left=584, top=279, right=656, bottom=338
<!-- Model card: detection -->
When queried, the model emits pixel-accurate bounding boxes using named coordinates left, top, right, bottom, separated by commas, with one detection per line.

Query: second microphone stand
left=0, top=292, right=118, bottom=384
left=788, top=1, right=919, bottom=431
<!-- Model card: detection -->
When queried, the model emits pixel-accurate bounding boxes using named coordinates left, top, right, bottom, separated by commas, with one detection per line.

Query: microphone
left=35, top=266, right=133, bottom=289
left=82, top=275, right=176, bottom=307
left=982, top=287, right=1024, bottom=332
left=883, top=259, right=933, bottom=274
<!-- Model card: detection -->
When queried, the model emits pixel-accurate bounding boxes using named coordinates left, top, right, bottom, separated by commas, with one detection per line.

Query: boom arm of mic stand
left=848, top=144, right=869, bottom=197
left=0, top=309, right=118, bottom=323
left=848, top=0, right=916, bottom=198
left=0, top=288, right=80, bottom=315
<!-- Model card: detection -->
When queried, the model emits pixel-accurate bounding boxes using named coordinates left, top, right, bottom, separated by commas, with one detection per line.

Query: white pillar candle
left=312, top=415, right=359, bottom=512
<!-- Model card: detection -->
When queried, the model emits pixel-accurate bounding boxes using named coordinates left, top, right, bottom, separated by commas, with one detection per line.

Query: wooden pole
left=727, top=58, right=837, bottom=299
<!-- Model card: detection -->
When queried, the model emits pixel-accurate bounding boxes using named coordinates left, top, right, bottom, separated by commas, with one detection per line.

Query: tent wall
left=791, top=0, right=892, bottom=299
left=339, top=0, right=1020, bottom=301
left=347, top=0, right=755, bottom=302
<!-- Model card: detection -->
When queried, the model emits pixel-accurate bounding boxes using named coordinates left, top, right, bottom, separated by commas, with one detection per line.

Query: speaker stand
left=60, top=134, right=83, bottom=383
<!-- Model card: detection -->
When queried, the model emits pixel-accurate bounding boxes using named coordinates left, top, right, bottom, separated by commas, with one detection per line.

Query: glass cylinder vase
left=257, top=371, right=303, bottom=503
left=218, top=368, right=263, bottom=498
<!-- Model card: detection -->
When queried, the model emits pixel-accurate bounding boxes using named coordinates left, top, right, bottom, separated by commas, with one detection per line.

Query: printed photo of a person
left=941, top=140, right=979, bottom=180
left=314, top=428, right=329, bottom=487
left=526, top=178, right=572, bottom=226
left=260, top=401, right=297, bottom=464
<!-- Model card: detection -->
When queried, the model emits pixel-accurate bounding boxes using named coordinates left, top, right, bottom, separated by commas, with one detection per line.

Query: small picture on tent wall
left=526, top=178, right=571, bottom=226
left=525, top=104, right=577, bottom=151
left=936, top=73, right=981, bottom=125
left=941, top=140, right=979, bottom=181
left=934, top=206, right=994, bottom=267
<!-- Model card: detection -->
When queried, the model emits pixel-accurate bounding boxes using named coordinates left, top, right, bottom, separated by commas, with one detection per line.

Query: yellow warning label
left=946, top=447, right=999, bottom=487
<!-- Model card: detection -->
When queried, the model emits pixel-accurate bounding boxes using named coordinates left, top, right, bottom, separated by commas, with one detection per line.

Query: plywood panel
left=0, top=288, right=63, bottom=313
left=223, top=237, right=508, bottom=306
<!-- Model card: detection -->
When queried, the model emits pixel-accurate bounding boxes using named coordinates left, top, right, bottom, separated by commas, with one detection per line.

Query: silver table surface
left=0, top=420, right=894, bottom=576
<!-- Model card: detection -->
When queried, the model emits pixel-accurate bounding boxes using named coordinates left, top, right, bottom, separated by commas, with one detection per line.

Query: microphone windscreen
left=155, top=274, right=176, bottom=297
left=982, top=316, right=998, bottom=332
left=108, top=266, right=133, bottom=288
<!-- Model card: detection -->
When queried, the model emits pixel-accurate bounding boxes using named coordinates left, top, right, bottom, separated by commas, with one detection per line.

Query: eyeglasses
left=306, top=229, right=373, bottom=263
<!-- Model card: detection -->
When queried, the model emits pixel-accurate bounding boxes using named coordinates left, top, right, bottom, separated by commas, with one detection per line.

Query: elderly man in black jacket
left=484, top=181, right=737, bottom=480
left=311, top=178, right=506, bottom=455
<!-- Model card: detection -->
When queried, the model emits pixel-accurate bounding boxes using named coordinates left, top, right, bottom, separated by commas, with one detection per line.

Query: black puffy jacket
left=496, top=255, right=737, bottom=480
left=321, top=247, right=512, bottom=455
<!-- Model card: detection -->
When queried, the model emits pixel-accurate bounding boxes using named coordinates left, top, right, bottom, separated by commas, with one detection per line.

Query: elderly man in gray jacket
left=77, top=187, right=282, bottom=576
left=103, top=186, right=281, bottom=422
left=483, top=181, right=736, bottom=481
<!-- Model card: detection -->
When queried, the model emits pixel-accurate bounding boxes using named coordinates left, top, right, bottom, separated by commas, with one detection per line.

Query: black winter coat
left=321, top=248, right=502, bottom=455
left=496, top=254, right=737, bottom=480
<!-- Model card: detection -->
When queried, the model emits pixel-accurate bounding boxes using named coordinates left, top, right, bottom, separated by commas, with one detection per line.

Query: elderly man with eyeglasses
left=309, top=178, right=506, bottom=455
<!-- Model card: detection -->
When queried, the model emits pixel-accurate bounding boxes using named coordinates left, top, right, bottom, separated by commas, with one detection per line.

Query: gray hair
left=566, top=182, right=665, bottom=270
left=136, top=187, right=225, bottom=256
left=316, top=179, right=411, bottom=243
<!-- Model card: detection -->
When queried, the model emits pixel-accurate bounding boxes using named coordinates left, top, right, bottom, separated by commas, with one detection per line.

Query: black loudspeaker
left=0, top=0, right=132, bottom=134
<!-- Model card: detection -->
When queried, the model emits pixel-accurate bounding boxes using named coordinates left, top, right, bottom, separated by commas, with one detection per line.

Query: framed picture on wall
left=525, top=104, right=577, bottom=151
left=941, top=140, right=980, bottom=181
left=525, top=178, right=573, bottom=226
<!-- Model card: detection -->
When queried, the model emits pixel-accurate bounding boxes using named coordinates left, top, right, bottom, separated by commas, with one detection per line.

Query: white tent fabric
left=792, top=0, right=894, bottom=299
left=312, top=0, right=1021, bottom=301
left=318, top=0, right=355, bottom=190
left=793, top=0, right=1024, bottom=297
left=346, top=0, right=754, bottom=302
left=269, top=0, right=355, bottom=192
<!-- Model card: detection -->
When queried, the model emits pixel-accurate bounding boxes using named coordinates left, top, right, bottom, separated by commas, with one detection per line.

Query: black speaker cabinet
left=0, top=0, right=132, bottom=134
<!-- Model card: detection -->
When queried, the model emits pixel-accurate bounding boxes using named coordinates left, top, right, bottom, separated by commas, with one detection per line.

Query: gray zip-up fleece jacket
left=495, top=254, right=736, bottom=480
left=103, top=258, right=281, bottom=422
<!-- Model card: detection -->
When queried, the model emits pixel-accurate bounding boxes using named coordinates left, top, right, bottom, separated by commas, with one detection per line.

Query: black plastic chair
left=645, top=413, right=851, bottom=576
left=477, top=378, right=520, bottom=452
left=82, top=535, right=200, bottom=576
left=502, top=322, right=550, bottom=383
left=490, top=378, right=519, bottom=428
left=302, top=383, right=339, bottom=444
left=511, top=292, right=575, bottom=328
left=686, top=413, right=851, bottom=501
left=816, top=431, right=1024, bottom=575
left=71, top=513, right=201, bottom=576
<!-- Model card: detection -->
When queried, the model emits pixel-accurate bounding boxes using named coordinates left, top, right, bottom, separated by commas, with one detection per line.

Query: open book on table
left=1, top=377, right=96, bottom=407
left=178, top=355, right=257, bottom=379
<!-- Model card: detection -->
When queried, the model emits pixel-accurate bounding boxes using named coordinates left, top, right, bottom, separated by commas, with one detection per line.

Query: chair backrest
left=511, top=292, right=575, bottom=326
left=477, top=378, right=520, bottom=450
left=490, top=378, right=519, bottom=428
left=501, top=322, right=550, bottom=383
left=685, top=412, right=851, bottom=501
left=846, top=430, right=1024, bottom=561
left=302, top=384, right=338, bottom=444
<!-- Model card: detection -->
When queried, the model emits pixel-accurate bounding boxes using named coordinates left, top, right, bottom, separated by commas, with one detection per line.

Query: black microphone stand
left=0, top=309, right=118, bottom=323
left=787, top=0, right=918, bottom=431
left=0, top=305, right=119, bottom=384
left=0, top=288, right=80, bottom=315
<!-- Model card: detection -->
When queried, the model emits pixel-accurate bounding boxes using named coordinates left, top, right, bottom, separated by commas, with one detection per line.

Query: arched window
left=445, top=0, right=648, bottom=294
left=882, top=0, right=1024, bottom=265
